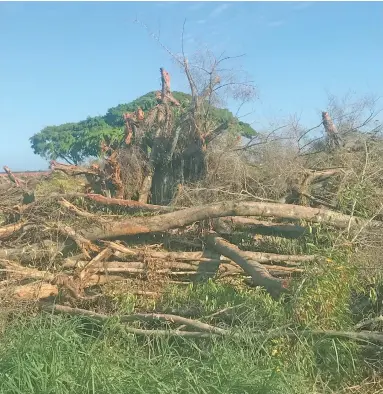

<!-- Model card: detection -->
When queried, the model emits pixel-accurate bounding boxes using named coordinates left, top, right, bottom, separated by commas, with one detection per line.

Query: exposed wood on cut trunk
left=138, top=175, right=153, bottom=203
left=206, top=233, right=287, bottom=296
left=11, top=283, right=58, bottom=300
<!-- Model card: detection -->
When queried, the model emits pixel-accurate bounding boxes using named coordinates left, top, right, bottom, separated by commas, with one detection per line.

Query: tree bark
left=206, top=233, right=288, bottom=296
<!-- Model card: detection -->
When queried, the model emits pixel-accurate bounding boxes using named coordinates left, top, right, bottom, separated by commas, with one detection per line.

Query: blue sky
left=0, top=1, right=382, bottom=170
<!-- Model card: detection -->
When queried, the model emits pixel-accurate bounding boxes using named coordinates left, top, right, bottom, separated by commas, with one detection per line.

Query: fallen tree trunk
left=206, top=233, right=287, bottom=296
left=82, top=200, right=380, bottom=241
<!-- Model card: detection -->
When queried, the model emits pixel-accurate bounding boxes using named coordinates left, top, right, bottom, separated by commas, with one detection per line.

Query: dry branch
left=103, top=245, right=315, bottom=267
left=50, top=161, right=99, bottom=176
left=40, top=304, right=383, bottom=344
left=62, top=259, right=303, bottom=279
left=58, top=198, right=98, bottom=219
left=120, top=312, right=226, bottom=335
left=78, top=247, right=113, bottom=280
left=206, top=233, right=287, bottom=296
left=355, top=316, right=383, bottom=330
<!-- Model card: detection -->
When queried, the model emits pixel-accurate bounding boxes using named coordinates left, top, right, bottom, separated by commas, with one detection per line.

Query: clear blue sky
left=1, top=1, right=382, bottom=170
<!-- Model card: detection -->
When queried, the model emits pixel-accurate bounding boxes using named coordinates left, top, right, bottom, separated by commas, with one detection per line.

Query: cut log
left=0, top=221, right=25, bottom=240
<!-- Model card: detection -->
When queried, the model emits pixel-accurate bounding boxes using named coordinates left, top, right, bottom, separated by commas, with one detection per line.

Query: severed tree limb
left=0, top=260, right=130, bottom=299
left=206, top=233, right=287, bottom=296
left=50, top=160, right=99, bottom=176
left=18, top=193, right=175, bottom=214
left=0, top=259, right=55, bottom=281
left=268, top=328, right=383, bottom=345
left=41, top=304, right=225, bottom=335
left=81, top=200, right=382, bottom=241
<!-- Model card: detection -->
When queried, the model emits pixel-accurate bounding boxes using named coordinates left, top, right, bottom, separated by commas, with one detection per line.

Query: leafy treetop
left=30, top=91, right=256, bottom=164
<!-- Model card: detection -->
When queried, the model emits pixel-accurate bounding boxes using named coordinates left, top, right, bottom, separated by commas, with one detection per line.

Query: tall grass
left=0, top=276, right=381, bottom=394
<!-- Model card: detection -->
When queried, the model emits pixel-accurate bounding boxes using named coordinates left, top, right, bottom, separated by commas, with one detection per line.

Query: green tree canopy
left=30, top=91, right=257, bottom=165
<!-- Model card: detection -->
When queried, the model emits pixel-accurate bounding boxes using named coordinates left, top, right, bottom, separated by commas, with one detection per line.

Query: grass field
left=0, top=277, right=381, bottom=394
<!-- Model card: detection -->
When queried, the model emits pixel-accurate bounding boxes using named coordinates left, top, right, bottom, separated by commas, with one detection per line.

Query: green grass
left=0, top=277, right=381, bottom=394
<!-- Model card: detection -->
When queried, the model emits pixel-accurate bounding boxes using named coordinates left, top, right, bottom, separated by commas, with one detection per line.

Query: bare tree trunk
left=82, top=200, right=381, bottom=241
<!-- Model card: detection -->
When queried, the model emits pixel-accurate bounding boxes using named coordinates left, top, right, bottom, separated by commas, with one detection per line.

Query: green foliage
left=30, top=91, right=256, bottom=164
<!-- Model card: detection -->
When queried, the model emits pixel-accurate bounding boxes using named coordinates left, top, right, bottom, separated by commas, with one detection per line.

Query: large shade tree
left=30, top=47, right=258, bottom=204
